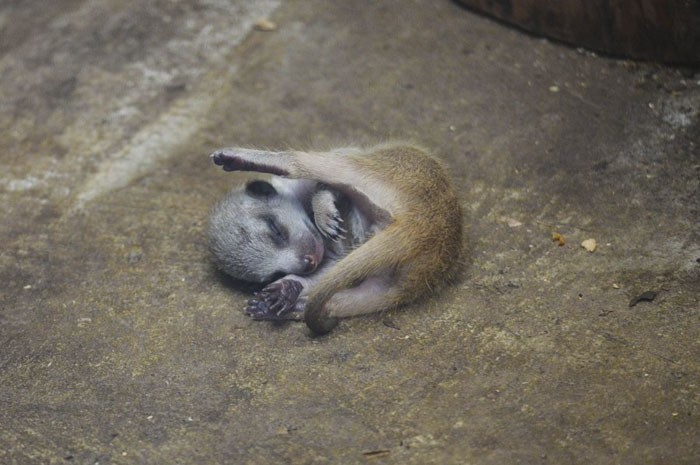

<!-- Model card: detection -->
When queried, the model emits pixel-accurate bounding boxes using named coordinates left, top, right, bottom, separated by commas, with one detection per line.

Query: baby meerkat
left=209, top=144, right=462, bottom=334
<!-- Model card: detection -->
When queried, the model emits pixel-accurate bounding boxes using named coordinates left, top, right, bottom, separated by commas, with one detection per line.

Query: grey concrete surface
left=1, top=1, right=699, bottom=464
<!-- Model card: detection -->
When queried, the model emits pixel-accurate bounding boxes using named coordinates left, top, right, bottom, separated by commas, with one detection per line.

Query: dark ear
left=245, top=180, right=277, bottom=198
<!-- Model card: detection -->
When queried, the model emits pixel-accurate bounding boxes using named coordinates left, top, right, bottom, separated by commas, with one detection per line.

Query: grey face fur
left=208, top=177, right=324, bottom=283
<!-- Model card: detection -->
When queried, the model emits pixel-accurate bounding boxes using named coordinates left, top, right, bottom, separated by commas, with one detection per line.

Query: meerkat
left=209, top=175, right=360, bottom=314
left=209, top=144, right=462, bottom=334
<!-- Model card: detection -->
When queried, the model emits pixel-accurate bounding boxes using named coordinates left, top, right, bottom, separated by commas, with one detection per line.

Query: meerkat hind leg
left=211, top=148, right=395, bottom=226
left=211, top=148, right=357, bottom=181
left=211, top=148, right=292, bottom=176
left=322, top=275, right=403, bottom=319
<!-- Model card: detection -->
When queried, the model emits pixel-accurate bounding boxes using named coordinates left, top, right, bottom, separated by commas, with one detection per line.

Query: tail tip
left=305, top=308, right=339, bottom=336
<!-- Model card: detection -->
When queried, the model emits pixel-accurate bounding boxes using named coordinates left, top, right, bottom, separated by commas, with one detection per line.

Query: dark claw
left=245, top=301, right=303, bottom=321
left=211, top=152, right=224, bottom=165
left=320, top=217, right=347, bottom=242
left=329, top=225, right=346, bottom=242
left=245, top=299, right=272, bottom=320
left=210, top=151, right=247, bottom=172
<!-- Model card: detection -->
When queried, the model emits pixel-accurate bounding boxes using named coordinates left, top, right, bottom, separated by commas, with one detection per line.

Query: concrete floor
left=1, top=1, right=699, bottom=464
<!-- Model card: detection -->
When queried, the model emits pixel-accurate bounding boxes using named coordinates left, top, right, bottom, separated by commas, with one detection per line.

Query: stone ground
left=1, top=1, right=699, bottom=464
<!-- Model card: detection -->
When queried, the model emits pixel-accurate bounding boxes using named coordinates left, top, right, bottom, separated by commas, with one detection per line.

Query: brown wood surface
left=456, top=0, right=700, bottom=64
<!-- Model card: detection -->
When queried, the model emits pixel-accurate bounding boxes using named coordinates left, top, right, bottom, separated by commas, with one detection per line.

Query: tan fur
left=301, top=145, right=463, bottom=333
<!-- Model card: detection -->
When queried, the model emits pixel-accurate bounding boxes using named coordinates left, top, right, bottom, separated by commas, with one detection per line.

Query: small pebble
left=552, top=232, right=565, bottom=246
left=581, top=238, right=597, bottom=252
left=254, top=19, right=277, bottom=31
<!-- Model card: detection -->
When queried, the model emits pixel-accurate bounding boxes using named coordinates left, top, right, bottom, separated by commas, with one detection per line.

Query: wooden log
left=455, top=0, right=700, bottom=65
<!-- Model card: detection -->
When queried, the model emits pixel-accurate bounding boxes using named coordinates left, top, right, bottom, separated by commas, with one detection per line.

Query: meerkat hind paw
left=245, top=300, right=303, bottom=321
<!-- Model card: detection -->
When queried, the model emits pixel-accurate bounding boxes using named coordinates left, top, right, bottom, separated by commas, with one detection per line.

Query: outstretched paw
left=245, top=279, right=304, bottom=321
left=311, top=189, right=346, bottom=242
left=211, top=150, right=251, bottom=172
left=210, top=148, right=288, bottom=176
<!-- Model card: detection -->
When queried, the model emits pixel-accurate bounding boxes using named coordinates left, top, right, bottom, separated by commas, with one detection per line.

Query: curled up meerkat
left=208, top=144, right=462, bottom=335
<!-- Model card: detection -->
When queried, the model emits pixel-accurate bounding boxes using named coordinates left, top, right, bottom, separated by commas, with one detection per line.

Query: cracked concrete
left=1, top=1, right=699, bottom=464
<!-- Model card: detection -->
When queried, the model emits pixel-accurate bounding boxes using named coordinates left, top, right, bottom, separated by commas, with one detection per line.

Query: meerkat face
left=208, top=179, right=324, bottom=283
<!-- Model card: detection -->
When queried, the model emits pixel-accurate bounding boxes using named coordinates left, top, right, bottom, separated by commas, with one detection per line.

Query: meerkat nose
left=303, top=255, right=318, bottom=273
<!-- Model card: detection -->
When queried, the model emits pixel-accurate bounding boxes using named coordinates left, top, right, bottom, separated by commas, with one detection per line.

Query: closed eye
left=263, top=216, right=289, bottom=246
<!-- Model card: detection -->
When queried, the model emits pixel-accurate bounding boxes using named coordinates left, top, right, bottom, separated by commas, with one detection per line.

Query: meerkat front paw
left=245, top=279, right=304, bottom=320
left=311, top=189, right=346, bottom=242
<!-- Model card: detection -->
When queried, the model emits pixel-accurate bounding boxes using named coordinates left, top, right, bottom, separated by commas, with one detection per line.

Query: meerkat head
left=208, top=179, right=324, bottom=283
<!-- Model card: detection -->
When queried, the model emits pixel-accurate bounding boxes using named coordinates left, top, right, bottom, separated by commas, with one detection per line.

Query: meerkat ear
left=245, top=180, right=277, bottom=199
